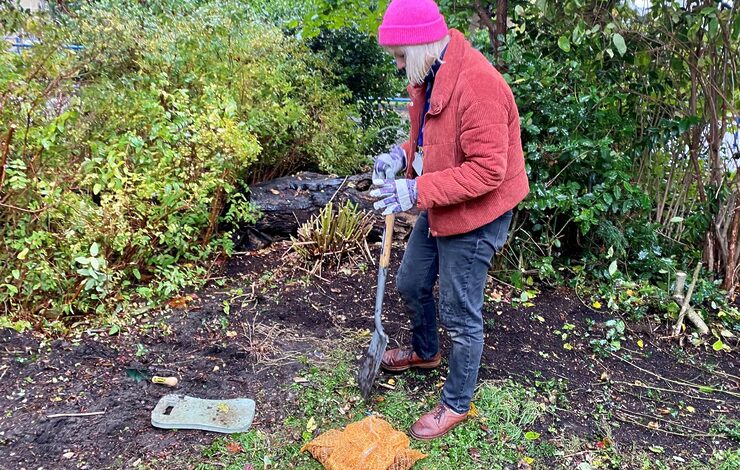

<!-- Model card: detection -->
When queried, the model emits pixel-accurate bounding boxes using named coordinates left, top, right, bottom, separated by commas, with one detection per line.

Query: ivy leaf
left=608, top=260, right=618, bottom=277
left=612, top=33, right=627, bottom=56
left=558, top=36, right=571, bottom=52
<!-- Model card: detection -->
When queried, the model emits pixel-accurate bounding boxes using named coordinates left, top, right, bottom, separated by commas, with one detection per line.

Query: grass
left=188, top=351, right=548, bottom=469
left=182, top=351, right=739, bottom=470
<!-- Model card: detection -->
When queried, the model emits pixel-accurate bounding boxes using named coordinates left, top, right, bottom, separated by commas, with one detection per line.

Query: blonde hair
left=387, top=35, right=450, bottom=86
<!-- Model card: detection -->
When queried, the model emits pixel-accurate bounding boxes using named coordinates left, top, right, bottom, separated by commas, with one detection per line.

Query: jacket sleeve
left=416, top=100, right=509, bottom=209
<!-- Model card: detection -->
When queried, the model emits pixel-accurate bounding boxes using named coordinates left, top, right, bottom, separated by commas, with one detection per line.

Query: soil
left=0, top=241, right=738, bottom=470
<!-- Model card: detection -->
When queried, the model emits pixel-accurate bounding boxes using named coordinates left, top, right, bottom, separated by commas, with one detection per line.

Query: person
left=368, top=0, right=529, bottom=440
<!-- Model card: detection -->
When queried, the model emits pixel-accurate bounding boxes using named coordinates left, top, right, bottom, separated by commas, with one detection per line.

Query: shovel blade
left=358, top=329, right=388, bottom=400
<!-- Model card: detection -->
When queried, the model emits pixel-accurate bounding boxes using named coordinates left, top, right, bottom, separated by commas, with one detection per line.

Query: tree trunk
left=473, top=0, right=508, bottom=66
left=722, top=205, right=740, bottom=291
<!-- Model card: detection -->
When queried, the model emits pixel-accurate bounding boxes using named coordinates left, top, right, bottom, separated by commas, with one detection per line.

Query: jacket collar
left=407, top=29, right=466, bottom=115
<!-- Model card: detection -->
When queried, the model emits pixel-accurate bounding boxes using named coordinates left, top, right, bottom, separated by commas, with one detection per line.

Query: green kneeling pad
left=151, top=394, right=256, bottom=434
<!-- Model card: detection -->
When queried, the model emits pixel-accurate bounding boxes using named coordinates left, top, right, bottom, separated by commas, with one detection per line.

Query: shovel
left=358, top=213, right=395, bottom=400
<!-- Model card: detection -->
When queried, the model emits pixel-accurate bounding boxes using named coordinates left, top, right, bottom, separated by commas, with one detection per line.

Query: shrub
left=0, top=0, right=368, bottom=323
left=308, top=26, right=406, bottom=156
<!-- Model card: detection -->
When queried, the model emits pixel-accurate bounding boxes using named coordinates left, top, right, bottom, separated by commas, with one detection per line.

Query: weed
left=587, top=318, right=626, bottom=355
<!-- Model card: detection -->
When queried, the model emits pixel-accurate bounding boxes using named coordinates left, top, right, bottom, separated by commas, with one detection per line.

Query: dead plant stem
left=608, top=352, right=740, bottom=399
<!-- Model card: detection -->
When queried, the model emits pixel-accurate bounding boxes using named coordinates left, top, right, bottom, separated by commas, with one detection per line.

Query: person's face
left=388, top=47, right=405, bottom=70
left=393, top=52, right=406, bottom=70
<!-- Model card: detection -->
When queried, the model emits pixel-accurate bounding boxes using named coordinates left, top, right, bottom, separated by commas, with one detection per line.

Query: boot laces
left=433, top=403, right=447, bottom=423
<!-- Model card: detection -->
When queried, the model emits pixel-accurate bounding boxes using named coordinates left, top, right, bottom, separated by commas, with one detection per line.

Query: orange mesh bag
left=300, top=416, right=427, bottom=470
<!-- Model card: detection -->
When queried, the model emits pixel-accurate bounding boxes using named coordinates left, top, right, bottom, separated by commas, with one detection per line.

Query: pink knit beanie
left=378, top=0, right=448, bottom=46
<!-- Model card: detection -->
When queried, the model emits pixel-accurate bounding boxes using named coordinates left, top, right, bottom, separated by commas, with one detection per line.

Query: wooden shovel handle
left=380, top=214, right=395, bottom=269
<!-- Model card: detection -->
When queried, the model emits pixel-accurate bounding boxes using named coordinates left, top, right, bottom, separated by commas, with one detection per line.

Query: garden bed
left=0, top=242, right=738, bottom=469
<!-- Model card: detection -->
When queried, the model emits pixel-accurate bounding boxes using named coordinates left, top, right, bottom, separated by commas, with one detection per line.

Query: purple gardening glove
left=372, top=145, right=406, bottom=184
left=369, top=178, right=417, bottom=215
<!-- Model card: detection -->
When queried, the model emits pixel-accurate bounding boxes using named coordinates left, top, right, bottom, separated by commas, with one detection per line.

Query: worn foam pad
left=151, top=394, right=256, bottom=434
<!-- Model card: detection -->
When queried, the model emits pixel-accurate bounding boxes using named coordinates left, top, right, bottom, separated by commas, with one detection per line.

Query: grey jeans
left=396, top=210, right=512, bottom=414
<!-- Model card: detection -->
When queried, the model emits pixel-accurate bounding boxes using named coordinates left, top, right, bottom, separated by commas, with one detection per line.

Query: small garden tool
left=358, top=214, right=394, bottom=400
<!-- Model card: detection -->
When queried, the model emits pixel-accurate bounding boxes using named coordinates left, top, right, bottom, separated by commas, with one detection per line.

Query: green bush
left=308, top=26, right=406, bottom=156
left=0, top=0, right=367, bottom=323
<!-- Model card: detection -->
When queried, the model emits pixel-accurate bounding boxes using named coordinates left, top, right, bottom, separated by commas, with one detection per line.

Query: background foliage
left=0, top=0, right=372, bottom=324
left=2, top=0, right=739, bottom=335
left=299, top=0, right=740, bottom=333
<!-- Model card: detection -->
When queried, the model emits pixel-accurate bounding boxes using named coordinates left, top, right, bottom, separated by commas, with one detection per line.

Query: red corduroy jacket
left=401, top=29, right=529, bottom=237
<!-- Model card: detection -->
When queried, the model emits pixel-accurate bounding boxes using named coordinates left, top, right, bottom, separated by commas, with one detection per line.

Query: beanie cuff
left=378, top=16, right=448, bottom=46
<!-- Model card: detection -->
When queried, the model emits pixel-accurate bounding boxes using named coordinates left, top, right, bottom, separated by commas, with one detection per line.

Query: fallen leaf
left=563, top=343, right=574, bottom=350
left=637, top=339, right=644, bottom=348
left=592, top=301, right=602, bottom=309
left=524, top=431, right=540, bottom=440
left=595, top=438, right=610, bottom=449
left=468, top=447, right=481, bottom=460
left=387, top=378, right=396, bottom=386
left=599, top=371, right=610, bottom=381
left=306, top=417, right=317, bottom=433
left=373, top=396, right=385, bottom=403
left=217, top=403, right=230, bottom=413
left=468, top=402, right=479, bottom=418
left=518, top=456, right=533, bottom=469
left=167, top=296, right=192, bottom=309
left=648, top=421, right=660, bottom=430
left=226, top=331, right=237, bottom=338
left=226, top=442, right=242, bottom=454
left=686, top=405, right=696, bottom=413
left=270, top=189, right=280, bottom=195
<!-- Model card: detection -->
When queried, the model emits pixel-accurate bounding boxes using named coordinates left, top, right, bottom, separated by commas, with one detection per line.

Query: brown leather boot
left=380, top=348, right=441, bottom=372
left=409, top=402, right=468, bottom=440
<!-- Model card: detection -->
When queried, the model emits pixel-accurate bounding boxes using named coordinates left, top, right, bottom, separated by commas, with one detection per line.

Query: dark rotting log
left=231, top=172, right=417, bottom=250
